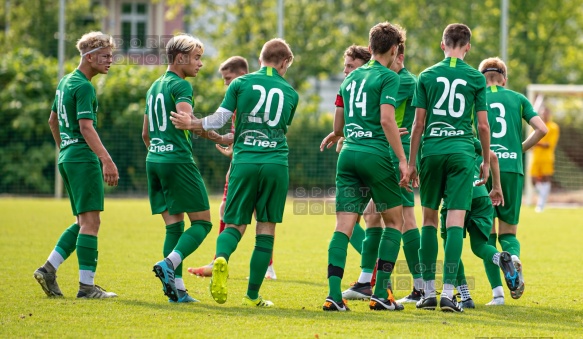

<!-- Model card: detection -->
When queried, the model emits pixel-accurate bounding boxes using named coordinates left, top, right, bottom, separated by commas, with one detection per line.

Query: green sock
left=483, top=233, right=502, bottom=289
left=419, top=226, right=438, bottom=281
left=443, top=227, right=463, bottom=286
left=173, top=220, right=212, bottom=261
left=498, top=233, right=520, bottom=257
left=373, top=227, right=402, bottom=299
left=215, top=227, right=242, bottom=261
left=247, top=235, right=274, bottom=300
left=328, top=231, right=349, bottom=302
left=164, top=221, right=184, bottom=277
left=456, top=259, right=467, bottom=287
left=402, top=228, right=421, bottom=279
left=77, top=234, right=98, bottom=285
left=360, top=227, right=382, bottom=273
left=349, top=222, right=366, bottom=254
left=54, top=223, right=80, bottom=259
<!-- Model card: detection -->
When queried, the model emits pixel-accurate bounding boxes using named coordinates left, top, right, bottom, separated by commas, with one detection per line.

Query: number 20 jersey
left=413, top=57, right=487, bottom=158
left=339, top=59, right=401, bottom=157
left=145, top=71, right=195, bottom=164
left=220, top=66, right=299, bottom=166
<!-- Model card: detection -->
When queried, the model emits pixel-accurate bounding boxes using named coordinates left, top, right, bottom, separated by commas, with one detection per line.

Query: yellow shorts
left=530, top=161, right=555, bottom=177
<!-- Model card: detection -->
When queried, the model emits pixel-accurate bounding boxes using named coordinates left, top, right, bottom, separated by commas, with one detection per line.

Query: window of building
left=121, top=2, right=148, bottom=51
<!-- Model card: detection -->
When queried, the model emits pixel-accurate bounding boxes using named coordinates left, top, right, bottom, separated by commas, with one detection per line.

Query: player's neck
left=372, top=54, right=395, bottom=68
left=486, top=81, right=504, bottom=87
left=167, top=65, right=186, bottom=79
left=443, top=46, right=468, bottom=60
left=77, top=62, right=97, bottom=80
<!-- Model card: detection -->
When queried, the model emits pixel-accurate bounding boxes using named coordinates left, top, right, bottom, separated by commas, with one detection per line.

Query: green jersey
left=486, top=85, right=537, bottom=175
left=51, top=69, right=99, bottom=164
left=145, top=71, right=195, bottom=164
left=220, top=66, right=299, bottom=166
left=413, top=57, right=487, bottom=158
left=340, top=59, right=400, bottom=157
left=394, top=67, right=417, bottom=145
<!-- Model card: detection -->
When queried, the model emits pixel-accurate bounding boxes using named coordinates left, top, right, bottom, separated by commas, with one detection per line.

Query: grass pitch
left=0, top=197, right=581, bottom=338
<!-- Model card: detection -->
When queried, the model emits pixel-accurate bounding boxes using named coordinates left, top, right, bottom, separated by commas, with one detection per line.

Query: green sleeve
left=75, top=82, right=96, bottom=120
left=520, top=94, right=537, bottom=123
left=379, top=71, right=400, bottom=107
left=172, top=79, right=194, bottom=106
left=395, top=72, right=415, bottom=108
left=51, top=94, right=58, bottom=113
left=220, top=78, right=239, bottom=112
left=412, top=73, right=427, bottom=109
left=287, top=91, right=299, bottom=126
left=474, top=75, right=488, bottom=111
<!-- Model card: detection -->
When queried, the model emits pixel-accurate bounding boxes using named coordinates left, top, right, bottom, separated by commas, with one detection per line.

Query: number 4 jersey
left=145, top=71, right=195, bottom=164
left=413, top=57, right=487, bottom=158
left=220, top=66, right=299, bottom=166
left=51, top=69, right=99, bottom=163
left=339, top=59, right=401, bottom=156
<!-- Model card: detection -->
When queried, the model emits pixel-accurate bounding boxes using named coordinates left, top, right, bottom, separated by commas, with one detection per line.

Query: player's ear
left=440, top=41, right=446, bottom=51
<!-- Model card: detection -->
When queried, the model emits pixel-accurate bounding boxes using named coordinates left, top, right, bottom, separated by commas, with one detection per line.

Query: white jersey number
left=433, top=77, right=467, bottom=118
left=490, top=102, right=507, bottom=138
left=147, top=93, right=167, bottom=132
left=346, top=79, right=367, bottom=117
left=248, top=85, right=284, bottom=126
left=55, top=90, right=70, bottom=128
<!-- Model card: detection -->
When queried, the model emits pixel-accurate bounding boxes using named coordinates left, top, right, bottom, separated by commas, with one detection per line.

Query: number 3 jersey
left=220, top=66, right=299, bottom=166
left=339, top=59, right=401, bottom=156
left=145, top=71, right=195, bottom=164
left=413, top=57, right=487, bottom=158
left=51, top=69, right=99, bottom=163
left=484, top=85, right=537, bottom=175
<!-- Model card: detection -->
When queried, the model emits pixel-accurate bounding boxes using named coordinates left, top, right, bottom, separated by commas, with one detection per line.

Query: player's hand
left=406, top=164, right=419, bottom=188
left=215, top=143, right=233, bottom=158
left=398, top=127, right=409, bottom=137
left=102, top=159, right=119, bottom=187
left=489, top=186, right=505, bottom=206
left=398, top=160, right=413, bottom=192
left=170, top=111, right=193, bottom=130
left=219, top=132, right=234, bottom=145
left=477, top=161, right=490, bottom=186
left=335, top=137, right=345, bottom=153
left=320, top=132, right=342, bottom=152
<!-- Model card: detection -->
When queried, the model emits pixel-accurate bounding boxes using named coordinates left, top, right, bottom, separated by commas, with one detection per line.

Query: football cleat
left=459, top=298, right=475, bottom=309
left=510, top=255, right=525, bottom=299
left=210, top=257, right=229, bottom=304
left=76, top=283, right=117, bottom=299
left=369, top=289, right=404, bottom=311
left=33, top=267, right=63, bottom=297
left=323, top=297, right=350, bottom=311
left=169, top=289, right=199, bottom=303
left=242, top=295, right=274, bottom=307
left=485, top=296, right=505, bottom=306
left=439, top=294, right=463, bottom=313
left=187, top=263, right=213, bottom=277
left=342, top=282, right=372, bottom=300
left=416, top=294, right=438, bottom=310
left=498, top=251, right=520, bottom=291
left=265, top=264, right=277, bottom=280
left=397, top=288, right=423, bottom=303
left=153, top=258, right=178, bottom=301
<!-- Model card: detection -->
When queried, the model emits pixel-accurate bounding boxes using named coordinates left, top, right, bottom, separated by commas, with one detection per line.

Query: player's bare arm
left=523, top=116, right=548, bottom=152
left=320, top=106, right=345, bottom=151
left=476, top=109, right=491, bottom=185
left=48, top=111, right=62, bottom=148
left=142, top=115, right=150, bottom=148
left=407, top=107, right=426, bottom=188
left=79, top=118, right=118, bottom=187
left=488, top=150, right=504, bottom=206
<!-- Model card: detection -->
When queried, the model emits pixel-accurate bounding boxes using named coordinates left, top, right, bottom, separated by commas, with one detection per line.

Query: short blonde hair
left=479, top=57, right=507, bottom=82
left=259, top=38, right=294, bottom=66
left=166, top=34, right=204, bottom=64
left=76, top=31, right=115, bottom=54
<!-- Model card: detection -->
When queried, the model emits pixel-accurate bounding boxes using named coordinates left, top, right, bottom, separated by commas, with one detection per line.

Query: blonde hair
left=259, top=38, right=294, bottom=66
left=76, top=31, right=115, bottom=55
left=166, top=34, right=204, bottom=64
left=478, top=57, right=507, bottom=83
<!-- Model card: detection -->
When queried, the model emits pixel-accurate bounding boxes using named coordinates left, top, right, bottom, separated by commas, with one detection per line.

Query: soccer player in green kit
left=407, top=23, right=491, bottom=312
left=171, top=38, right=299, bottom=307
left=146, top=34, right=230, bottom=302
left=478, top=57, right=547, bottom=305
left=320, top=22, right=407, bottom=312
left=33, top=32, right=118, bottom=299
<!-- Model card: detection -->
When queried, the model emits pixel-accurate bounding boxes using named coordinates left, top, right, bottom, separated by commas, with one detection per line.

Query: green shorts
left=390, top=143, right=414, bottom=207
left=336, top=150, right=401, bottom=214
left=146, top=161, right=210, bottom=215
left=420, top=154, right=474, bottom=211
left=59, top=161, right=104, bottom=216
left=440, top=196, right=492, bottom=240
left=223, top=163, right=289, bottom=225
left=489, top=172, right=523, bottom=225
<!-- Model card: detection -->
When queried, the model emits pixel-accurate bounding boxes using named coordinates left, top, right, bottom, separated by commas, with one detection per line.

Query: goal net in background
left=525, top=85, right=583, bottom=206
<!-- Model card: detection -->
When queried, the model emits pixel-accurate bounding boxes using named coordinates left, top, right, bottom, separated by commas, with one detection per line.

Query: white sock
left=167, top=251, right=182, bottom=269
left=537, top=182, right=551, bottom=209
left=414, top=278, right=424, bottom=291
left=492, top=286, right=504, bottom=298
left=79, top=270, right=95, bottom=285
left=457, top=284, right=471, bottom=301
left=492, top=252, right=501, bottom=266
left=47, top=250, right=65, bottom=270
left=175, top=278, right=185, bottom=291
left=357, top=272, right=373, bottom=284
left=424, top=280, right=436, bottom=297
left=442, top=283, right=454, bottom=299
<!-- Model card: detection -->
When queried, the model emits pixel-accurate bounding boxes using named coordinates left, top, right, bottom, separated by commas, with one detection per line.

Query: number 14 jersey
left=413, top=57, right=487, bottom=158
